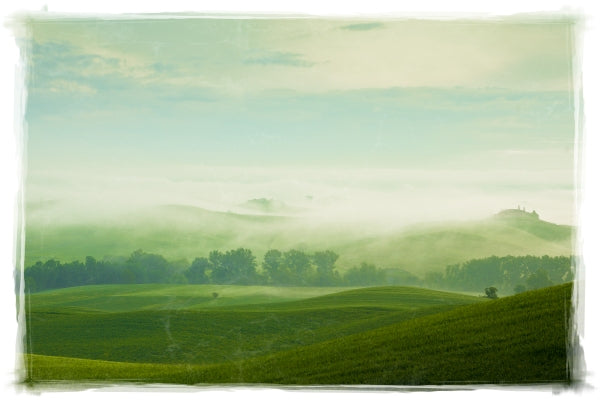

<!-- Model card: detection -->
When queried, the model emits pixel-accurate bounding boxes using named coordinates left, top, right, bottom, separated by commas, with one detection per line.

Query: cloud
left=340, top=22, right=384, bottom=31
left=29, top=40, right=177, bottom=95
left=48, top=79, right=97, bottom=95
left=32, top=41, right=125, bottom=80
left=22, top=19, right=575, bottom=94
left=244, top=51, right=315, bottom=68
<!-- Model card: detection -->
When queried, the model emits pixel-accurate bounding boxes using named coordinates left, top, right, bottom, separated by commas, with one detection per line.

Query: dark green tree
left=208, top=250, right=226, bottom=283
left=209, top=248, right=257, bottom=284
left=127, top=250, right=170, bottom=283
left=262, top=249, right=285, bottom=284
left=225, top=248, right=257, bottom=284
left=526, top=268, right=553, bottom=290
left=344, top=262, right=386, bottom=286
left=185, top=257, right=210, bottom=284
left=312, top=250, right=340, bottom=286
left=283, top=249, right=312, bottom=285
left=484, top=286, right=498, bottom=299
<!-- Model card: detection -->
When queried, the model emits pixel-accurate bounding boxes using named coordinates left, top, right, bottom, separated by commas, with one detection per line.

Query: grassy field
left=22, top=283, right=573, bottom=385
left=25, top=284, right=353, bottom=312
left=25, top=285, right=482, bottom=365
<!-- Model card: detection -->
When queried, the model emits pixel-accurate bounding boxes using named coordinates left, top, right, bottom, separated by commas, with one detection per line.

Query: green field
left=22, top=283, right=573, bottom=385
left=25, top=284, right=353, bottom=312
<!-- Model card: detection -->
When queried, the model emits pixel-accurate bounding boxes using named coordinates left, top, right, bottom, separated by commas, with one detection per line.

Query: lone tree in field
left=484, top=287, right=498, bottom=299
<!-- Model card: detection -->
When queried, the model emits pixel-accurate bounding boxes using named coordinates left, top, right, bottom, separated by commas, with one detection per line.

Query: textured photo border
left=2, top=1, right=599, bottom=399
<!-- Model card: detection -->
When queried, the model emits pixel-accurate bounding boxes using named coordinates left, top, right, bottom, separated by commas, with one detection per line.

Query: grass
left=24, top=355, right=171, bottom=383
left=26, top=284, right=352, bottom=313
left=25, top=285, right=483, bottom=365
left=23, top=283, right=573, bottom=385
left=186, top=283, right=571, bottom=385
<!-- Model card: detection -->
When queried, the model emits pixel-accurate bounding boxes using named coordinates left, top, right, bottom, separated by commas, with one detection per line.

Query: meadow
left=23, top=282, right=573, bottom=386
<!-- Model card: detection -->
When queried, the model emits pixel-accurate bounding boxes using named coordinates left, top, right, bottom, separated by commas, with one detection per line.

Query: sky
left=15, top=15, right=579, bottom=224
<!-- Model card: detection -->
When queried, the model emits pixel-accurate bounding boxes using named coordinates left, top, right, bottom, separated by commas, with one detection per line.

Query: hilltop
left=332, top=208, right=573, bottom=275
left=495, top=207, right=540, bottom=220
left=238, top=198, right=303, bottom=215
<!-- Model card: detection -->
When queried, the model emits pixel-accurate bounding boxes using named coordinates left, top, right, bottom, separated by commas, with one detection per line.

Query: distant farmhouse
left=495, top=206, right=539, bottom=220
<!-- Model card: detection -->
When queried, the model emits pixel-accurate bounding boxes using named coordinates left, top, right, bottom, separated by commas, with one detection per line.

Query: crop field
left=22, top=283, right=573, bottom=386
left=25, top=284, right=353, bottom=312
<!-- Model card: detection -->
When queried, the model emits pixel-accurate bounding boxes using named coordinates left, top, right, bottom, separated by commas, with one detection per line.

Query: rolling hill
left=23, top=283, right=573, bottom=385
left=176, top=283, right=573, bottom=385
left=25, top=285, right=483, bottom=365
left=24, top=205, right=574, bottom=277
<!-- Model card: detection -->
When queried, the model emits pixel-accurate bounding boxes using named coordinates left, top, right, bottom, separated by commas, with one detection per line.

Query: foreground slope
left=25, top=284, right=573, bottom=385
left=180, top=283, right=572, bottom=385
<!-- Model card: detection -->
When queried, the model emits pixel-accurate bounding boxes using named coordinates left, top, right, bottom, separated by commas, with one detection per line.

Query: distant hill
left=238, top=198, right=302, bottom=215
left=495, top=208, right=540, bottom=220
left=492, top=208, right=571, bottom=241
left=24, top=206, right=574, bottom=277
left=331, top=209, right=573, bottom=275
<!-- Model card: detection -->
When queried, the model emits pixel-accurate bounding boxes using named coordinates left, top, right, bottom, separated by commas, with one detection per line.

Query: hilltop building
left=495, top=207, right=540, bottom=220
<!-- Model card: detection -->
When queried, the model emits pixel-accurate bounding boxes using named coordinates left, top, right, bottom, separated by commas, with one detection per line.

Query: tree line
left=23, top=248, right=402, bottom=292
left=22, top=249, right=573, bottom=294
left=424, top=254, right=574, bottom=294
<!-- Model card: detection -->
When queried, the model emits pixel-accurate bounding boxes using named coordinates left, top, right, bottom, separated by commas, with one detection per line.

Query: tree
left=312, top=250, right=339, bottom=286
left=225, top=248, right=257, bottom=285
left=526, top=268, right=553, bottom=290
left=283, top=250, right=312, bottom=285
left=185, top=257, right=210, bottom=284
left=344, top=263, right=385, bottom=286
left=484, top=286, right=498, bottom=299
left=208, top=250, right=226, bottom=283
left=262, top=249, right=284, bottom=285
left=209, top=248, right=257, bottom=284
left=127, top=250, right=170, bottom=283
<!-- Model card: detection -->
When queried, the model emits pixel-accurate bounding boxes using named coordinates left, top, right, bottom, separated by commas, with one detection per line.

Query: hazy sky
left=18, top=16, right=578, bottom=225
